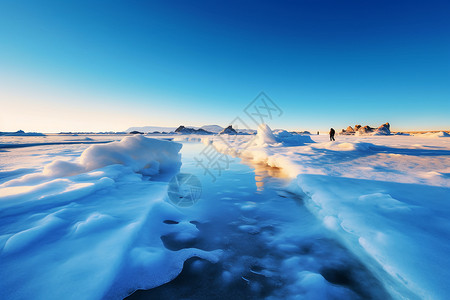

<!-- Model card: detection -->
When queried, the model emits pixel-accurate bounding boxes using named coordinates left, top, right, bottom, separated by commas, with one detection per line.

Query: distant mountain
left=219, top=125, right=238, bottom=135
left=0, top=130, right=46, bottom=136
left=174, top=126, right=213, bottom=135
left=200, top=125, right=223, bottom=133
left=125, top=124, right=256, bottom=134
left=125, top=126, right=176, bottom=133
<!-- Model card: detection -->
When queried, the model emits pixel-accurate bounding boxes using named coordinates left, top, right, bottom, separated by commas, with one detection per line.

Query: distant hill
left=202, top=124, right=256, bottom=134
left=0, top=130, right=46, bottom=136
left=199, top=125, right=223, bottom=133
left=125, top=124, right=256, bottom=134
left=125, top=126, right=176, bottom=133
left=174, top=126, right=213, bottom=135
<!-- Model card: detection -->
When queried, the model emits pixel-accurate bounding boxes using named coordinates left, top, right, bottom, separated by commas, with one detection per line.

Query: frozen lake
left=128, top=142, right=389, bottom=299
left=0, top=133, right=449, bottom=299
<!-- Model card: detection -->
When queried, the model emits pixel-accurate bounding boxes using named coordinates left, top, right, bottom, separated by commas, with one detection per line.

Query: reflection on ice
left=242, top=159, right=289, bottom=192
left=128, top=142, right=390, bottom=300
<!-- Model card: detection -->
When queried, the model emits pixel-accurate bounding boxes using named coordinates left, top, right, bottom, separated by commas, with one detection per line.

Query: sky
left=0, top=0, right=449, bottom=132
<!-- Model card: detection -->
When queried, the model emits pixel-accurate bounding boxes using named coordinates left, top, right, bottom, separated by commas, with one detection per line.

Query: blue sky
left=0, top=0, right=449, bottom=132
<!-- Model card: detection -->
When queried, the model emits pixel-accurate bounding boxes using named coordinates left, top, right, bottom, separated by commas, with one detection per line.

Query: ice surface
left=1, top=131, right=449, bottom=299
left=297, top=175, right=450, bottom=299
left=129, top=142, right=389, bottom=299
left=208, top=130, right=450, bottom=299
left=0, top=135, right=223, bottom=300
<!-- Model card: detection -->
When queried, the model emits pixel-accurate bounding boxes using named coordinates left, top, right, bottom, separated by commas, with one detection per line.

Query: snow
left=254, top=124, right=278, bottom=146
left=79, top=135, right=182, bottom=176
left=0, top=135, right=181, bottom=181
left=274, top=130, right=315, bottom=146
left=0, top=135, right=222, bottom=300
left=297, top=175, right=450, bottom=299
left=418, top=131, right=450, bottom=138
left=1, top=129, right=449, bottom=299
left=251, top=124, right=315, bottom=147
left=206, top=126, right=450, bottom=299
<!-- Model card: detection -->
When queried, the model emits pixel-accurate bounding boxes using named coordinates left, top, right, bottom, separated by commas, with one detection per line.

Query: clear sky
left=0, top=0, right=449, bottom=132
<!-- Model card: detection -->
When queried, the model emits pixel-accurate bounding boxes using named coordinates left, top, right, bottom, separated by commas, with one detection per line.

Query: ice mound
left=274, top=130, right=315, bottom=146
left=253, top=125, right=314, bottom=147
left=40, top=135, right=182, bottom=178
left=80, top=135, right=182, bottom=175
left=253, top=124, right=278, bottom=146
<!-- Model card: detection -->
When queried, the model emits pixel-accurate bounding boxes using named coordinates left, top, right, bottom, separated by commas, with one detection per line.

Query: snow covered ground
left=0, top=135, right=220, bottom=300
left=204, top=127, right=450, bottom=300
left=1, top=130, right=449, bottom=299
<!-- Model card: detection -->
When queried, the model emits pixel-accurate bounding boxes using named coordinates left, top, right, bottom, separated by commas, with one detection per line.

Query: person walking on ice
left=329, top=128, right=335, bottom=141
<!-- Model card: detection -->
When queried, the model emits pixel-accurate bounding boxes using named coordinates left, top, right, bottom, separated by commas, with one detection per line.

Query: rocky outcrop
left=175, top=126, right=213, bottom=135
left=358, top=125, right=374, bottom=134
left=375, top=123, right=391, bottom=135
left=219, top=125, right=238, bottom=135
left=339, top=123, right=391, bottom=136
left=340, top=126, right=355, bottom=135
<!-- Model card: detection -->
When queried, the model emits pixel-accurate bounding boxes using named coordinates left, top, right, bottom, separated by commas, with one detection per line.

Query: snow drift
left=254, top=124, right=314, bottom=147
left=420, top=131, right=450, bottom=138
left=40, top=135, right=182, bottom=178
left=274, top=130, right=315, bottom=146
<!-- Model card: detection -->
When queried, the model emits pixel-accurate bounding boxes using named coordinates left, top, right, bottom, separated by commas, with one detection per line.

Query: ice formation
left=0, top=135, right=222, bottom=300
left=206, top=129, right=450, bottom=299
left=1, top=130, right=449, bottom=299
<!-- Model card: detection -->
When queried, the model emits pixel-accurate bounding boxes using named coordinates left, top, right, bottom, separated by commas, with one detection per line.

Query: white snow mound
left=253, top=125, right=314, bottom=147
left=253, top=124, right=278, bottom=146
left=42, top=135, right=182, bottom=177
left=274, top=130, right=315, bottom=146
left=420, top=131, right=450, bottom=138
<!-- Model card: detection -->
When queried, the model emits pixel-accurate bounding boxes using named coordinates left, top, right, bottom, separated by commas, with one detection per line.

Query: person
left=329, top=128, right=335, bottom=141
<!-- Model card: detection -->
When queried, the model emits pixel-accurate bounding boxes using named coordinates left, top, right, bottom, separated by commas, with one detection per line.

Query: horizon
left=3, top=122, right=449, bottom=134
left=1, top=0, right=449, bottom=132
